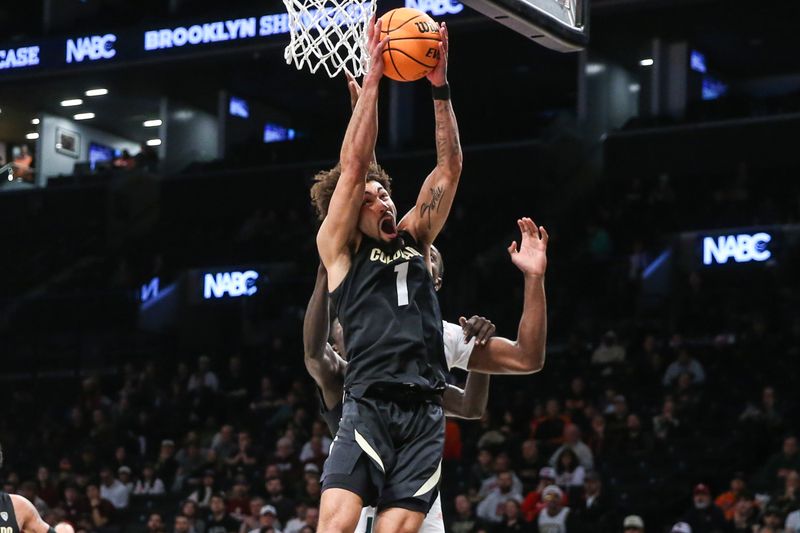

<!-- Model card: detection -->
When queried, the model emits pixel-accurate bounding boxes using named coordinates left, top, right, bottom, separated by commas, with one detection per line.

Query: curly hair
left=310, top=162, right=392, bottom=221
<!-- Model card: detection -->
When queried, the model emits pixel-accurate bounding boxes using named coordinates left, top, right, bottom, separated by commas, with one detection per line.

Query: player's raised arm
left=316, top=19, right=388, bottom=281
left=303, top=264, right=346, bottom=409
left=467, top=218, right=548, bottom=374
left=399, top=22, right=463, bottom=246
left=443, top=372, right=491, bottom=419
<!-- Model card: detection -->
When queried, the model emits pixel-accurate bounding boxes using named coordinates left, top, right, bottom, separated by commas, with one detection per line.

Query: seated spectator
left=619, top=414, right=654, bottom=459
left=663, top=349, right=706, bottom=387
left=449, top=494, right=484, bottom=533
left=205, top=493, right=240, bottom=533
left=211, top=426, right=238, bottom=463
left=181, top=500, right=206, bottom=533
left=134, top=464, right=166, bottom=495
left=174, top=515, right=195, bottom=533
left=147, top=513, right=167, bottom=533
left=759, top=506, right=785, bottom=533
left=495, top=500, right=529, bottom=533
left=100, top=466, right=130, bottom=510
left=188, top=471, right=217, bottom=508
left=653, top=397, right=682, bottom=444
left=553, top=448, right=585, bottom=490
left=284, top=506, right=316, bottom=533
left=118, top=466, right=134, bottom=495
left=714, top=472, right=746, bottom=521
left=564, top=377, right=589, bottom=424
left=771, top=470, right=799, bottom=516
left=521, top=468, right=563, bottom=522
left=623, top=515, right=645, bottom=533
left=267, top=438, right=300, bottom=480
left=155, top=440, right=179, bottom=490
left=302, top=476, right=321, bottom=506
left=587, top=414, right=607, bottom=460
left=605, top=395, right=629, bottom=449
left=549, top=425, right=594, bottom=471
left=574, top=471, right=614, bottom=533
left=225, top=432, right=259, bottom=474
left=480, top=454, right=524, bottom=499
left=264, top=477, right=295, bottom=527
left=299, top=421, right=332, bottom=465
left=759, top=436, right=800, bottom=492
left=86, top=483, right=115, bottom=530
left=250, top=505, right=280, bottom=533
left=238, top=498, right=264, bottom=533
left=61, top=484, right=89, bottom=524
left=519, top=440, right=545, bottom=493
left=471, top=449, right=495, bottom=492
left=476, top=471, right=523, bottom=524
left=36, top=466, right=60, bottom=508
left=591, top=331, right=626, bottom=370
left=787, top=506, right=800, bottom=533
left=536, top=486, right=578, bottom=533
left=226, top=481, right=251, bottom=517
left=739, top=387, right=785, bottom=438
left=730, top=493, right=758, bottom=533
left=530, top=399, right=571, bottom=456
left=188, top=356, right=219, bottom=393
left=681, top=484, right=727, bottom=533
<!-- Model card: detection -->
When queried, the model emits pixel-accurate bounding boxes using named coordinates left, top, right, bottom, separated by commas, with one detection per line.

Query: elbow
left=515, top=347, right=546, bottom=374
left=464, top=404, right=487, bottom=420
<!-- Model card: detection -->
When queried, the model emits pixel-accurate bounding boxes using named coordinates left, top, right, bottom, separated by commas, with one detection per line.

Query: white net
left=283, top=0, right=376, bottom=78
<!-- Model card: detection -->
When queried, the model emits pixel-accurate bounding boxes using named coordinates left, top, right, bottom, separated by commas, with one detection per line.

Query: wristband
left=431, top=83, right=450, bottom=101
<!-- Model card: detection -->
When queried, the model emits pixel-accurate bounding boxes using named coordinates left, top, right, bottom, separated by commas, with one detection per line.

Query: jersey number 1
left=394, top=262, right=409, bottom=306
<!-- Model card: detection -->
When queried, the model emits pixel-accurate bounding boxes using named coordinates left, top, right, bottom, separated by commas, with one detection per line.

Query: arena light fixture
left=26, top=132, right=39, bottom=140
left=74, top=112, right=95, bottom=120
left=61, top=99, right=83, bottom=107
left=639, top=58, right=654, bottom=67
left=143, top=119, right=162, bottom=127
left=31, top=118, right=40, bottom=125
left=85, top=88, right=108, bottom=97
left=146, top=139, right=162, bottom=146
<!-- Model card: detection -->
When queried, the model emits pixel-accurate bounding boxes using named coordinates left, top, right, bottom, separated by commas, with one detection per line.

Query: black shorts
left=321, top=393, right=445, bottom=514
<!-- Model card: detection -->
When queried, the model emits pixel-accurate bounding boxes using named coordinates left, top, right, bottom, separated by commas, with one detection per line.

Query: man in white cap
left=623, top=514, right=645, bottom=533
left=252, top=505, right=281, bottom=533
left=671, top=522, right=692, bottom=533
left=537, top=485, right=577, bottom=533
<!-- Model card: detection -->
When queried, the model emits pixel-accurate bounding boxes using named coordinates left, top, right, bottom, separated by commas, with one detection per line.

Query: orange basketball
left=378, top=8, right=441, bottom=82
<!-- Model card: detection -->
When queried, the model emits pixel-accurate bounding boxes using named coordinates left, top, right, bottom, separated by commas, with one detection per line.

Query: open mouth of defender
left=380, top=214, right=397, bottom=238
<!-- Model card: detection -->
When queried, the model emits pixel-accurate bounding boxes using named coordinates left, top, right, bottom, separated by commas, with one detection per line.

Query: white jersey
left=442, top=320, right=475, bottom=370
left=350, top=323, right=471, bottom=533
left=538, top=507, right=569, bottom=533
left=355, top=493, right=444, bottom=533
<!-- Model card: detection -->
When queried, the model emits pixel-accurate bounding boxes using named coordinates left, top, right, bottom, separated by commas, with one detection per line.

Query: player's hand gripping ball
left=377, top=8, right=442, bottom=81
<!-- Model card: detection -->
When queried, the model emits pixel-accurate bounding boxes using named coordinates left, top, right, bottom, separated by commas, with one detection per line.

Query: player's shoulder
left=9, top=493, right=36, bottom=519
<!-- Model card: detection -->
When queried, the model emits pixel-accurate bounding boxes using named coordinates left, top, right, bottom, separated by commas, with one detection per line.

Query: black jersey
left=331, top=231, right=447, bottom=399
left=0, top=492, right=20, bottom=533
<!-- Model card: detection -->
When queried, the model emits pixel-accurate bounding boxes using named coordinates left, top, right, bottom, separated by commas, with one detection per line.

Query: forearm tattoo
left=420, top=186, right=445, bottom=229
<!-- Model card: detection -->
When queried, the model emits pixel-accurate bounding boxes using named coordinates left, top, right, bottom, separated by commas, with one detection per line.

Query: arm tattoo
left=420, top=186, right=445, bottom=229
left=434, top=100, right=461, bottom=168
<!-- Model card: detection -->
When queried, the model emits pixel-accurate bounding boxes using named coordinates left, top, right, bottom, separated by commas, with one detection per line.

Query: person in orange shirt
left=715, top=472, right=747, bottom=521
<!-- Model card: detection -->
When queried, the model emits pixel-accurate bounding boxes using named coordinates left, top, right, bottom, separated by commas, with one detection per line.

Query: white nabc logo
left=405, top=0, right=464, bottom=16
left=203, top=270, right=258, bottom=299
left=702, top=232, right=771, bottom=265
left=66, top=34, right=117, bottom=63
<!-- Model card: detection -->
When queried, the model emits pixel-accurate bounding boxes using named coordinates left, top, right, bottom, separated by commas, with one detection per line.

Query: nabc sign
left=702, top=232, right=772, bottom=266
left=203, top=270, right=259, bottom=299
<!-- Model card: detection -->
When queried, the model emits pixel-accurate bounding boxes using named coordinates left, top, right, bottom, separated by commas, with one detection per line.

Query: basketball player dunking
left=311, top=15, right=463, bottom=533
left=0, top=447, right=72, bottom=533
left=305, top=218, right=548, bottom=533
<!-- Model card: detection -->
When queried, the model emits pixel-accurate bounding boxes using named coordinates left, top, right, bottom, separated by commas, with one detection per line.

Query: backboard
left=458, top=0, right=588, bottom=52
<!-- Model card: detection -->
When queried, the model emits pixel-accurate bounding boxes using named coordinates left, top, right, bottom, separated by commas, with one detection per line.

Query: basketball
left=378, top=8, right=442, bottom=82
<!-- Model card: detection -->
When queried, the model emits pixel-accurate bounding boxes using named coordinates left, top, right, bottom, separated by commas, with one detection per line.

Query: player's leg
left=376, top=401, right=445, bottom=533
left=318, top=488, right=364, bottom=533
